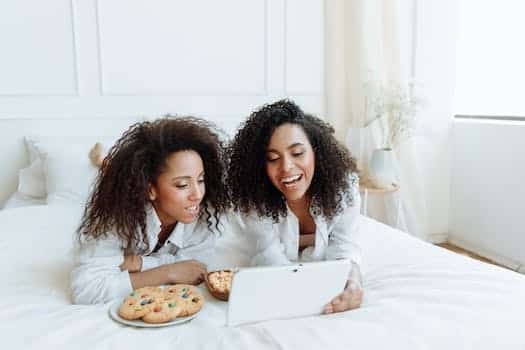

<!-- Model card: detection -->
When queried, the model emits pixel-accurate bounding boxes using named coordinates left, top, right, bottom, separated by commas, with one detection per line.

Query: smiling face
left=148, top=150, right=205, bottom=226
left=265, top=123, right=315, bottom=203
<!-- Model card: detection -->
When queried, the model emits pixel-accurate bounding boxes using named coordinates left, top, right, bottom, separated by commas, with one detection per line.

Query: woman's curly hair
left=228, top=99, right=357, bottom=222
left=77, top=117, right=229, bottom=254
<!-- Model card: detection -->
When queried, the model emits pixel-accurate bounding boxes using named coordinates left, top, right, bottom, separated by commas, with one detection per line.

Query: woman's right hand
left=164, top=260, right=207, bottom=285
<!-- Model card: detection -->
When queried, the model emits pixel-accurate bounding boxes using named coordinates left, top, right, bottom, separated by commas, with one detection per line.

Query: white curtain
left=325, top=0, right=429, bottom=240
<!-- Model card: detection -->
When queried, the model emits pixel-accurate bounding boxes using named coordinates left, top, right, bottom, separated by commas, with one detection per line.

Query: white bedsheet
left=1, top=204, right=524, bottom=349
left=1, top=191, right=45, bottom=209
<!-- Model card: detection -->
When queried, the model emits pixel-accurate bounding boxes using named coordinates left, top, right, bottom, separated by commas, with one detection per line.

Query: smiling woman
left=71, top=117, right=229, bottom=304
left=227, top=100, right=363, bottom=314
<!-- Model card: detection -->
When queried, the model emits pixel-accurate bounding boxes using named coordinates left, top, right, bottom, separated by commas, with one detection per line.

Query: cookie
left=141, top=298, right=182, bottom=324
left=129, top=286, right=164, bottom=299
left=118, top=295, right=156, bottom=320
left=205, top=270, right=233, bottom=301
left=118, top=286, right=164, bottom=320
left=163, top=285, right=205, bottom=317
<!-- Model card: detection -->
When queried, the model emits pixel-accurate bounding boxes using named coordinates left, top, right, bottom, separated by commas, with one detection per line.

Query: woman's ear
left=148, top=184, right=157, bottom=201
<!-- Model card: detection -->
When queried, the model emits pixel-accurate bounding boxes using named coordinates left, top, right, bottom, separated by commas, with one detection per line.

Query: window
left=454, top=0, right=525, bottom=119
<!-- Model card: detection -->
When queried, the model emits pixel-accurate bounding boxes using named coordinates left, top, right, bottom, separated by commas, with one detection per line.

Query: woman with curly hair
left=228, top=100, right=363, bottom=314
left=71, top=117, right=229, bottom=304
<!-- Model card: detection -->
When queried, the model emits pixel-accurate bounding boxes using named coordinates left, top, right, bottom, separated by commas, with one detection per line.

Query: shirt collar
left=144, top=204, right=187, bottom=249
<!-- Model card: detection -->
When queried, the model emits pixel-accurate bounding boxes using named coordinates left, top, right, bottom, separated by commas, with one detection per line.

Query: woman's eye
left=198, top=179, right=205, bottom=184
left=175, top=184, right=188, bottom=189
left=267, top=158, right=278, bottom=163
left=292, top=152, right=304, bottom=157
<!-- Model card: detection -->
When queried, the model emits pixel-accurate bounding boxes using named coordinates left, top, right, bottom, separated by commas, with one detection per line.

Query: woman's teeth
left=185, top=205, right=199, bottom=214
left=281, top=174, right=302, bottom=186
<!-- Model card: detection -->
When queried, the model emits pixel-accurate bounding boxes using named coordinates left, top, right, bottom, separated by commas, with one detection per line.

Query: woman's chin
left=282, top=190, right=307, bottom=203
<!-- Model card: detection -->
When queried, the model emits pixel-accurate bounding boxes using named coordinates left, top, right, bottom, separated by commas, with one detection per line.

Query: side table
left=359, top=178, right=401, bottom=227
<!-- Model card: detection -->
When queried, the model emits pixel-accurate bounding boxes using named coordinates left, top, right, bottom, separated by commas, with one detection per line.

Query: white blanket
left=1, top=204, right=524, bottom=349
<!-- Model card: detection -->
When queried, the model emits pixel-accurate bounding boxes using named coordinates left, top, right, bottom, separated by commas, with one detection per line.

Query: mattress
left=1, top=191, right=45, bottom=210
left=1, top=204, right=524, bottom=349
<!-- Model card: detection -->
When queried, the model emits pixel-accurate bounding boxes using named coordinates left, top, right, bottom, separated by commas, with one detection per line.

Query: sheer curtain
left=325, top=0, right=429, bottom=240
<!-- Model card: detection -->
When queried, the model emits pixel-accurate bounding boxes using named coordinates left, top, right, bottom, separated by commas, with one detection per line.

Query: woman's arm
left=72, top=238, right=208, bottom=304
left=128, top=260, right=207, bottom=289
left=241, top=213, right=291, bottom=266
left=325, top=187, right=363, bottom=274
left=71, top=237, right=133, bottom=304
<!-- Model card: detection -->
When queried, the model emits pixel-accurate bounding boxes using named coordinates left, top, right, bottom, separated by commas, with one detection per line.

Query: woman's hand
left=164, top=260, right=207, bottom=285
left=322, top=280, right=363, bottom=314
left=119, top=255, right=143, bottom=273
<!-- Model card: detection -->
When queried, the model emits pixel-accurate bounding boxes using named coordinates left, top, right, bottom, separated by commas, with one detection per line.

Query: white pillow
left=17, top=158, right=46, bottom=198
left=19, top=136, right=116, bottom=203
left=44, top=146, right=99, bottom=205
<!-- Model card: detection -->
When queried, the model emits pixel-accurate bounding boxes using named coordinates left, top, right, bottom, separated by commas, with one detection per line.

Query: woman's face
left=265, top=123, right=315, bottom=203
left=149, top=150, right=205, bottom=226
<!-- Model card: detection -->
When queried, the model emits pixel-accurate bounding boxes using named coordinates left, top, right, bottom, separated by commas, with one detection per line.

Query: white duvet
left=1, top=204, right=524, bottom=349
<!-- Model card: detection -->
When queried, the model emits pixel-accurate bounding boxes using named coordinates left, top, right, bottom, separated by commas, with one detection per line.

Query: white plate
left=108, top=301, right=200, bottom=328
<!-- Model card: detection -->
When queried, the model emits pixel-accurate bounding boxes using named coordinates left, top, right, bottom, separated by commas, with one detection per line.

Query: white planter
left=369, top=148, right=396, bottom=188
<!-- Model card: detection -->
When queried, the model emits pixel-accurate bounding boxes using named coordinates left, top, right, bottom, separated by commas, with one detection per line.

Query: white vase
left=369, top=148, right=396, bottom=189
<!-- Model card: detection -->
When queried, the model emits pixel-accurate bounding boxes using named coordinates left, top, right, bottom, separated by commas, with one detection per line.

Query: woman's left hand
left=322, top=280, right=363, bottom=314
left=119, top=255, right=143, bottom=273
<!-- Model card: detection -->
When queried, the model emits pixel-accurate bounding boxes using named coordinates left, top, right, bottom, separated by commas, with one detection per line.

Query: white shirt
left=70, top=205, right=218, bottom=304
left=243, top=174, right=362, bottom=282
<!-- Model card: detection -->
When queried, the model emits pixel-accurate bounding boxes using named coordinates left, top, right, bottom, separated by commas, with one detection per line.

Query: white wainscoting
left=0, top=0, right=325, bottom=205
left=450, top=119, right=525, bottom=270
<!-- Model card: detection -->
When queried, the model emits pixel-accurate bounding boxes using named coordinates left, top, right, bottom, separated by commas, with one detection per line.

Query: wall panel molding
left=0, top=0, right=79, bottom=96
left=95, top=0, right=269, bottom=96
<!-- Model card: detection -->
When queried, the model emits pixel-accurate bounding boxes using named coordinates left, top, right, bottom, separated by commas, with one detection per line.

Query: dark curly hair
left=77, top=116, right=229, bottom=254
left=228, top=99, right=357, bottom=222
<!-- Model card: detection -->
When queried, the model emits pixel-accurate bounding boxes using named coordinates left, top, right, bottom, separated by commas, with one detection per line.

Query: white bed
left=1, top=203, right=524, bottom=349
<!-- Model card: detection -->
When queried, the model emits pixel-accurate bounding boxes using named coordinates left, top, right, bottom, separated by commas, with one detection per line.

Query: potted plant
left=363, top=81, right=421, bottom=188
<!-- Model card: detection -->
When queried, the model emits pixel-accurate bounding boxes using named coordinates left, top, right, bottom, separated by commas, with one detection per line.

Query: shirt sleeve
left=325, top=176, right=363, bottom=281
left=70, top=235, right=133, bottom=305
left=244, top=214, right=291, bottom=266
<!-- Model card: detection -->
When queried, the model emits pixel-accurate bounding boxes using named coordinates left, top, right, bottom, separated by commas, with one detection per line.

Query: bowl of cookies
left=110, top=285, right=205, bottom=327
left=205, top=269, right=234, bottom=301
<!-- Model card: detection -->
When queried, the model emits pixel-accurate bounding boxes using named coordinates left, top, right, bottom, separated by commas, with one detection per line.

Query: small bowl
left=205, top=269, right=233, bottom=301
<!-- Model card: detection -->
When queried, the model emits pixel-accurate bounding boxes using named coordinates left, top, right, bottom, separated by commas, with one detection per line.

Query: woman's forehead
left=268, top=123, right=310, bottom=149
left=161, top=150, right=204, bottom=175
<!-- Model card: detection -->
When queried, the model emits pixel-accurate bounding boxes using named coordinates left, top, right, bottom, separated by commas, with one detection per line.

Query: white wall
left=0, top=0, right=324, bottom=205
left=413, top=0, right=458, bottom=239
left=450, top=119, right=525, bottom=270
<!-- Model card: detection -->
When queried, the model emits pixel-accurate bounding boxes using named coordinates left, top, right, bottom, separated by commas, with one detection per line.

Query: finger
left=328, top=293, right=344, bottom=305
left=197, top=264, right=207, bottom=275
left=322, top=303, right=333, bottom=314
left=332, top=300, right=349, bottom=313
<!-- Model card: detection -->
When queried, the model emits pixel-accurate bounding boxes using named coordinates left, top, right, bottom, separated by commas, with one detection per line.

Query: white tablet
left=227, top=259, right=351, bottom=326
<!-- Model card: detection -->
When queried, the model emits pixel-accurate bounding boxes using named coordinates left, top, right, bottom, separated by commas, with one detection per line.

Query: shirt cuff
left=112, top=270, right=134, bottom=300
left=141, top=256, right=161, bottom=271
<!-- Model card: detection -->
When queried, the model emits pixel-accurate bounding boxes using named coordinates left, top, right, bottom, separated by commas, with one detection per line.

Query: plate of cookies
left=205, top=269, right=234, bottom=301
left=109, top=285, right=205, bottom=328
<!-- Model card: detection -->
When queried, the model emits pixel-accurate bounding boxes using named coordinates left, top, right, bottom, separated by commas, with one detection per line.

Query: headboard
left=0, top=0, right=325, bottom=206
left=0, top=115, right=243, bottom=206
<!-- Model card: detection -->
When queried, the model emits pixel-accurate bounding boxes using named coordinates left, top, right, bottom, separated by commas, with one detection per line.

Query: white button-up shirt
left=70, top=205, right=217, bottom=304
left=243, top=175, right=362, bottom=281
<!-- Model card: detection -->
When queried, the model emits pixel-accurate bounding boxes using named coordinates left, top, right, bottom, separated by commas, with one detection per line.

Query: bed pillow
left=20, top=136, right=116, bottom=204
left=44, top=145, right=99, bottom=205
left=17, top=158, right=46, bottom=198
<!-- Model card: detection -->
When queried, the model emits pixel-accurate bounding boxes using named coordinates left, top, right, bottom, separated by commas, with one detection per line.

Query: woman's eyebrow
left=172, top=171, right=205, bottom=181
left=267, top=142, right=304, bottom=153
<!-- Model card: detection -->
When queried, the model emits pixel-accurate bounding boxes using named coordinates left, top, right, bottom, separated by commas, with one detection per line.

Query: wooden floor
left=436, top=242, right=508, bottom=269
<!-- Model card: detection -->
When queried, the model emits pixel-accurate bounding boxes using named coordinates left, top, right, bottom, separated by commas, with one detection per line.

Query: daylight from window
left=454, top=0, right=525, bottom=117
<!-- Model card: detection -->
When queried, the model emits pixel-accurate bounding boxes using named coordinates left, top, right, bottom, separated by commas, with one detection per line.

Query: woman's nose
left=189, top=183, right=204, bottom=201
left=282, top=157, right=293, bottom=171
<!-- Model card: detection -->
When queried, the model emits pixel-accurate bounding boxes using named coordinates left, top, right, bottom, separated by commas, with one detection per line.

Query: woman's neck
left=287, top=196, right=310, bottom=217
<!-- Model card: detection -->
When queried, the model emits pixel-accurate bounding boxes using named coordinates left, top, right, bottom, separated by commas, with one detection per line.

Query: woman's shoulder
left=334, top=172, right=360, bottom=214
